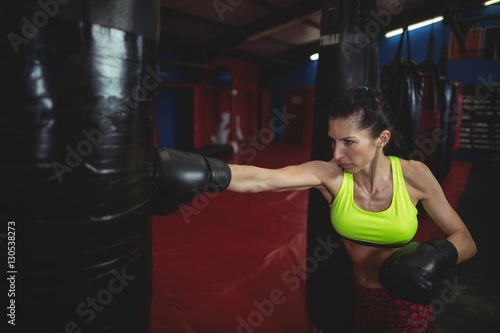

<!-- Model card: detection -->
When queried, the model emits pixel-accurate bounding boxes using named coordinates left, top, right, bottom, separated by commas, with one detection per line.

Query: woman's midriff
left=342, top=238, right=401, bottom=289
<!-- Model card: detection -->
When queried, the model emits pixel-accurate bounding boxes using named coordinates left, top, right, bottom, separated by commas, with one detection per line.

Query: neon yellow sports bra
left=330, top=156, right=418, bottom=247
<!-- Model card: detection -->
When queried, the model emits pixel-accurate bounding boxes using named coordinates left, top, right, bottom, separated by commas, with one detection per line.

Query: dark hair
left=329, top=87, right=409, bottom=159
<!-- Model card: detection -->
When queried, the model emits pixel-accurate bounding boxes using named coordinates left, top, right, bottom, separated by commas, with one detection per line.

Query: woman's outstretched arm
left=228, top=161, right=336, bottom=193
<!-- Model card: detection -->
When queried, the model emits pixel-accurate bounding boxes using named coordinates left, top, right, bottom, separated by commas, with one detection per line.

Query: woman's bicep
left=416, top=165, right=476, bottom=262
left=270, top=162, right=326, bottom=191
left=415, top=164, right=463, bottom=233
left=421, top=190, right=464, bottom=235
left=421, top=190, right=477, bottom=262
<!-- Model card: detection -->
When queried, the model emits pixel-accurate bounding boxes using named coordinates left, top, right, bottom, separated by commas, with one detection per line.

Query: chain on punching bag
left=306, top=0, right=378, bottom=331
left=1, top=1, right=159, bottom=332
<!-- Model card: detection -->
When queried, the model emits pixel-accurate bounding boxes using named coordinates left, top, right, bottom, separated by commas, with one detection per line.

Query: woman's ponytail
left=385, top=130, right=410, bottom=159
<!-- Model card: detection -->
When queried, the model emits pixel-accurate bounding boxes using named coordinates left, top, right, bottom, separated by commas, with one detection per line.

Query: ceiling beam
left=159, top=33, right=298, bottom=66
left=160, top=6, right=233, bottom=31
left=273, top=39, right=320, bottom=63
left=379, top=0, right=487, bottom=32
left=245, top=0, right=279, bottom=11
left=207, top=0, right=323, bottom=47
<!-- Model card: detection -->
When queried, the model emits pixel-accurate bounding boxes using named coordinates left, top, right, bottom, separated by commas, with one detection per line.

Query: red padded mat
left=150, top=143, right=314, bottom=333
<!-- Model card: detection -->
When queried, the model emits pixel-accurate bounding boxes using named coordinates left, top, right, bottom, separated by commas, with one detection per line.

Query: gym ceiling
left=159, top=0, right=487, bottom=66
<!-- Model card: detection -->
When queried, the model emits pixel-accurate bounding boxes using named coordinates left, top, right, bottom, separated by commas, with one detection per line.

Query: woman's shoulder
left=279, top=159, right=343, bottom=187
left=310, top=159, right=343, bottom=178
left=398, top=158, right=432, bottom=174
left=398, top=158, right=436, bottom=191
left=311, top=159, right=344, bottom=198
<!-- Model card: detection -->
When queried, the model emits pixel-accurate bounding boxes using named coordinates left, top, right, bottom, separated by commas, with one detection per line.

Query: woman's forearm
left=227, top=164, right=270, bottom=193
left=446, top=229, right=477, bottom=264
left=227, top=162, right=324, bottom=193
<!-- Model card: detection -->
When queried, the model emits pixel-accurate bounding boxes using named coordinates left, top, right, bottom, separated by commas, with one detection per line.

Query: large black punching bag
left=436, top=46, right=462, bottom=183
left=417, top=29, right=442, bottom=182
left=1, top=1, right=159, bottom=332
left=306, top=0, right=378, bottom=331
left=381, top=29, right=423, bottom=156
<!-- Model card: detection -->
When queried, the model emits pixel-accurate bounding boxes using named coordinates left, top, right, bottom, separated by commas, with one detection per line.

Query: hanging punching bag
left=436, top=46, right=463, bottom=182
left=306, top=0, right=378, bottom=331
left=381, top=29, right=423, bottom=156
left=437, top=80, right=463, bottom=182
left=437, top=78, right=453, bottom=182
left=418, top=29, right=441, bottom=181
left=1, top=1, right=159, bottom=332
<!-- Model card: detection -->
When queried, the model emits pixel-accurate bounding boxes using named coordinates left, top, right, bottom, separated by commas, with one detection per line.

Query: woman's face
left=328, top=117, right=379, bottom=173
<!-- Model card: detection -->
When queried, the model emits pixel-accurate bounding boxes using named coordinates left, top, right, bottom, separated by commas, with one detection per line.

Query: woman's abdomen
left=343, top=238, right=400, bottom=289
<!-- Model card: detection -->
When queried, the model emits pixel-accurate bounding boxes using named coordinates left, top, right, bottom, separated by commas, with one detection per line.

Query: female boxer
left=227, top=87, right=476, bottom=332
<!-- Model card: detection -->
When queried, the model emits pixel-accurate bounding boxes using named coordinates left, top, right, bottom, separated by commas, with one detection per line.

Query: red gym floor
left=148, top=142, right=471, bottom=333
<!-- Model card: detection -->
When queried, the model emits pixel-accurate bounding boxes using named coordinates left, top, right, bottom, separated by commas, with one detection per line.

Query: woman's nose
left=332, top=143, right=343, bottom=161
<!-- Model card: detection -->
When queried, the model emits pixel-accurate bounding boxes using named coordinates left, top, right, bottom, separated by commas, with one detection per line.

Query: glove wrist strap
left=426, top=238, right=459, bottom=268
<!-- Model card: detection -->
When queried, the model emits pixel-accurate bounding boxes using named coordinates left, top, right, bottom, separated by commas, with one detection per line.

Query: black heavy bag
left=418, top=29, right=441, bottom=181
left=381, top=28, right=423, bottom=155
left=438, top=80, right=462, bottom=181
left=436, top=47, right=462, bottom=182
left=437, top=78, right=453, bottom=182
left=307, top=0, right=378, bottom=331
left=1, top=1, right=159, bottom=332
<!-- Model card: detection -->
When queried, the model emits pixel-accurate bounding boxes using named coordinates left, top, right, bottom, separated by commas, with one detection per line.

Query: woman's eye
left=344, top=140, right=354, bottom=145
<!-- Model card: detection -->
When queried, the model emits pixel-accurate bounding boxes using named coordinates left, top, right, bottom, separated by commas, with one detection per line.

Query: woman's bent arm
left=410, top=161, right=477, bottom=264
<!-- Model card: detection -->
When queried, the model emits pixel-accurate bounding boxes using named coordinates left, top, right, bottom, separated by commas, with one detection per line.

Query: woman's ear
left=378, top=130, right=391, bottom=147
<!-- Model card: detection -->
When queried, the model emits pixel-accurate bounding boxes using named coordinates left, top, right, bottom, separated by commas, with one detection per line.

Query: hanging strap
left=394, top=26, right=412, bottom=61
left=394, top=26, right=407, bottom=61
left=406, top=28, right=412, bottom=62
left=426, top=22, right=435, bottom=61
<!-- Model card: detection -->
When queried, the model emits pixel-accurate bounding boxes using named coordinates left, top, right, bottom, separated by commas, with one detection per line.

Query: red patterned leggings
left=354, top=281, right=436, bottom=333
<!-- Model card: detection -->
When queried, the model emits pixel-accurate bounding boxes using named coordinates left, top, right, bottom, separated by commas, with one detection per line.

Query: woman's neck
left=354, top=153, right=391, bottom=194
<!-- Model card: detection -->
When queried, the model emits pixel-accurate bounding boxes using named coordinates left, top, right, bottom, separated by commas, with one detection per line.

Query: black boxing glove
left=379, top=238, right=458, bottom=305
left=151, top=147, right=231, bottom=215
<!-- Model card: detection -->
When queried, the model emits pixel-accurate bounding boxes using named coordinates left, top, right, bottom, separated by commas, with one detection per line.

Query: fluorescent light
left=310, top=53, right=319, bottom=61
left=385, top=28, right=404, bottom=38
left=484, top=0, right=500, bottom=5
left=385, top=16, right=443, bottom=38
left=408, top=16, right=443, bottom=30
